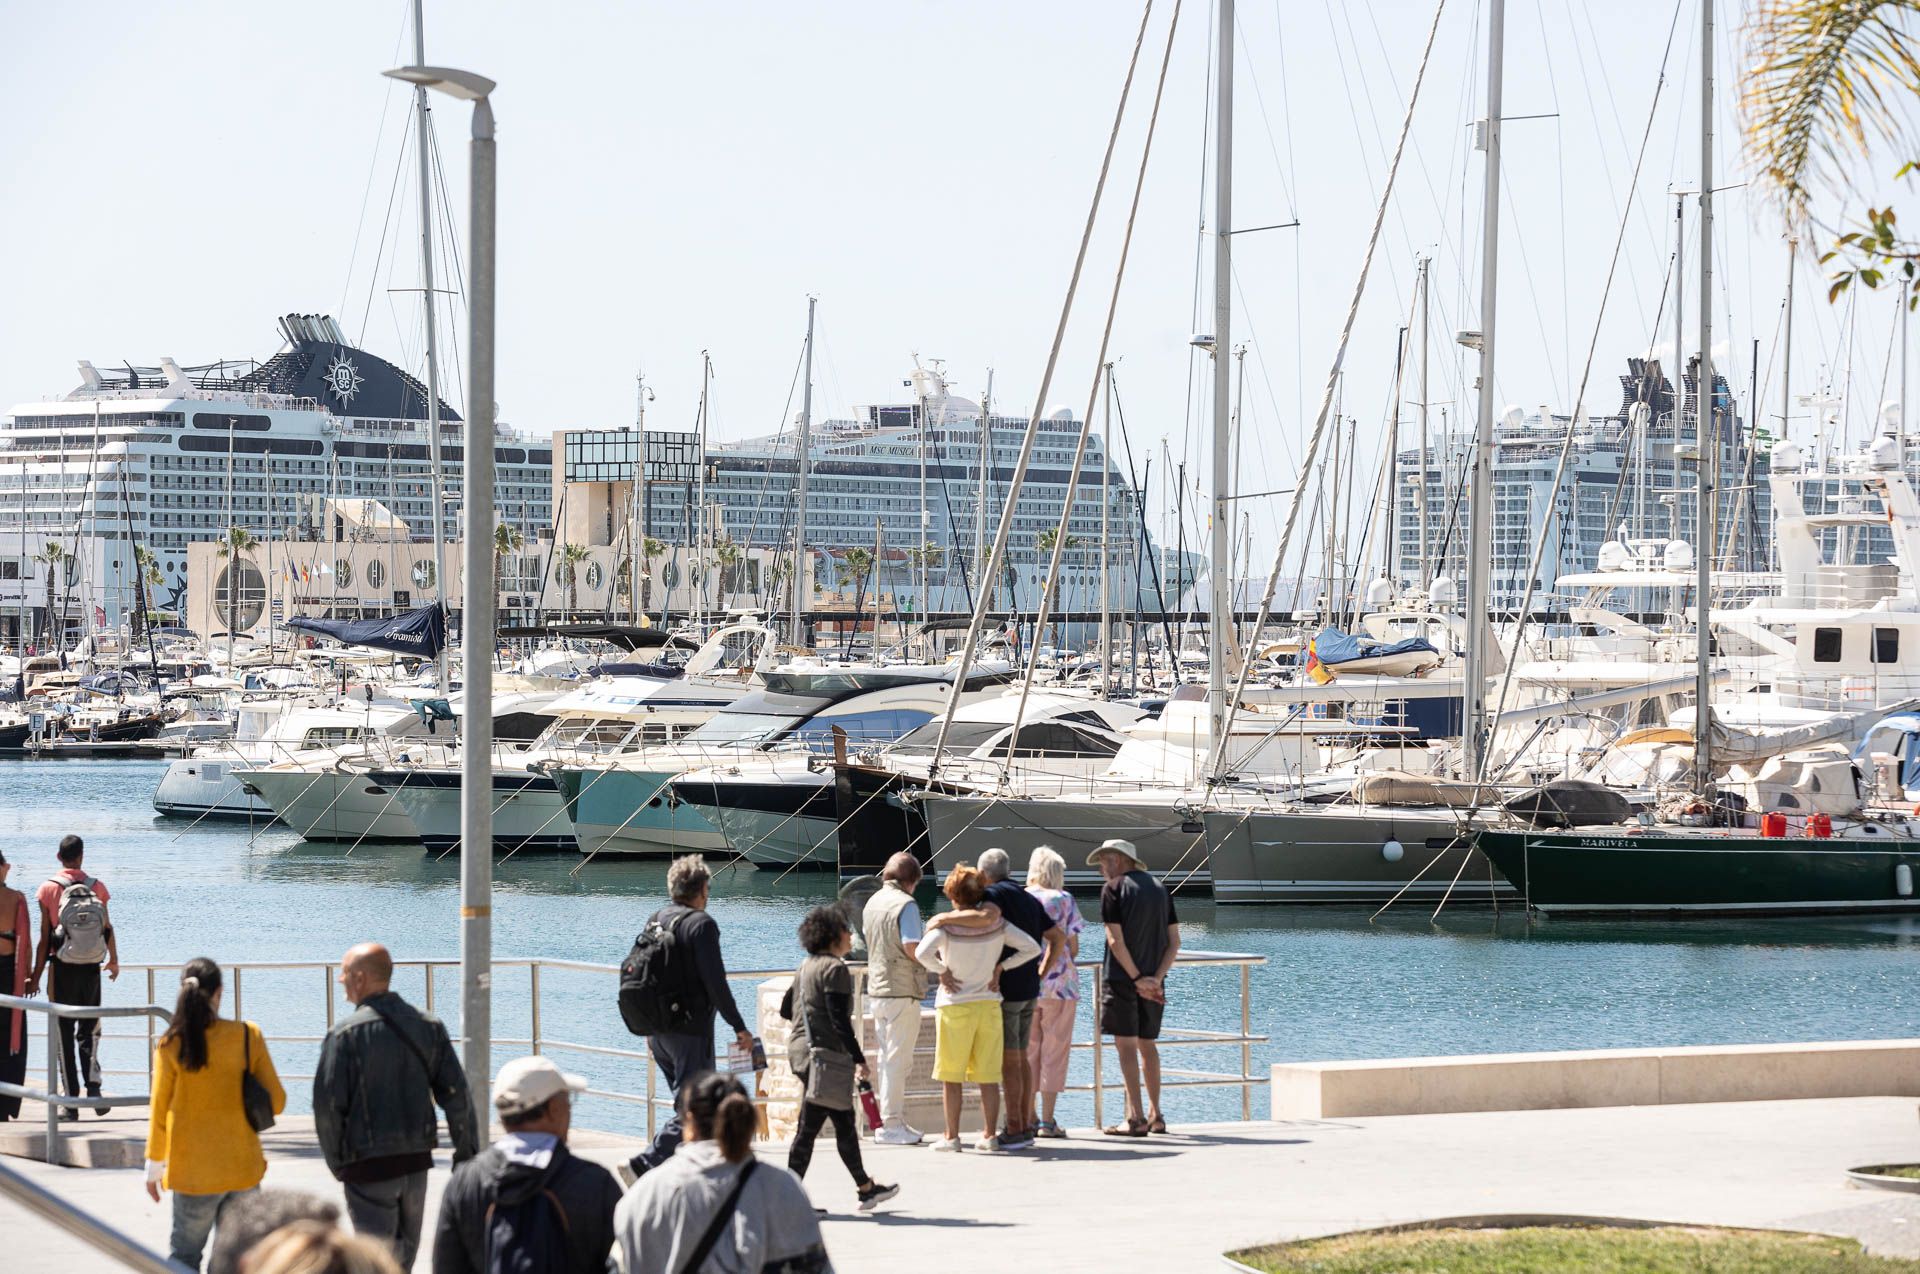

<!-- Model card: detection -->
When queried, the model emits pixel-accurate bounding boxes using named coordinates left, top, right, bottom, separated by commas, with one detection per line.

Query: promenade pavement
left=6, top=1097, right=1920, bottom=1272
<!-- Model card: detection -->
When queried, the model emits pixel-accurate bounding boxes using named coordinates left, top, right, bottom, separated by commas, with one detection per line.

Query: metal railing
left=0, top=993, right=173, bottom=1166
left=81, top=951, right=1264, bottom=1138
left=0, top=1158, right=182, bottom=1273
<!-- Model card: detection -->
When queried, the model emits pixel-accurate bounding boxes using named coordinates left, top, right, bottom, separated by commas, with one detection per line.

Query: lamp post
left=383, top=62, right=496, bottom=1131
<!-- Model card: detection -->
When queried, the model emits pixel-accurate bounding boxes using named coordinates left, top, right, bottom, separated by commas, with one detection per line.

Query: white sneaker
left=974, top=1134, right=1002, bottom=1152
left=874, top=1124, right=924, bottom=1146
left=931, top=1136, right=964, bottom=1152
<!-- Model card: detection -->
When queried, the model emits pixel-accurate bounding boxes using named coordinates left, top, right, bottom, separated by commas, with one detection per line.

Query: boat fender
left=1899, top=863, right=1915, bottom=899
left=1381, top=838, right=1404, bottom=863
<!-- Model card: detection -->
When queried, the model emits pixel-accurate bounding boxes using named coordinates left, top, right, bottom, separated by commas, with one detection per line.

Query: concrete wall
left=1271, top=1039, right=1920, bottom=1119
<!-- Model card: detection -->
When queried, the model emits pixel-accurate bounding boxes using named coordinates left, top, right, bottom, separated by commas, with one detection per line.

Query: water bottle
left=857, top=1078, right=882, bottom=1133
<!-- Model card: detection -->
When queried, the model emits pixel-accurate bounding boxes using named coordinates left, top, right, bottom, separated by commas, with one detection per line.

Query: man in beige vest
left=862, top=852, right=929, bottom=1145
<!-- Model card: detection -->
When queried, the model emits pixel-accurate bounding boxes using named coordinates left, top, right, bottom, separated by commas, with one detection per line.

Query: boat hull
left=1478, top=828, right=1920, bottom=915
left=920, top=794, right=1211, bottom=892
left=238, top=767, right=421, bottom=842
left=558, top=765, right=726, bottom=858
left=672, top=774, right=838, bottom=868
left=1204, top=808, right=1515, bottom=905
left=153, top=758, right=279, bottom=822
left=377, top=769, right=578, bottom=855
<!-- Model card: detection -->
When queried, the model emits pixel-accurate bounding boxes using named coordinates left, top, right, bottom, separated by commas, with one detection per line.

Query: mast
left=917, top=362, right=929, bottom=622
left=1100, top=362, right=1114, bottom=699
left=411, top=0, right=450, bottom=696
left=1461, top=0, right=1507, bottom=782
left=1418, top=255, right=1432, bottom=590
left=1778, top=236, right=1795, bottom=572
left=793, top=297, right=816, bottom=647
left=1673, top=190, right=1685, bottom=539
left=1207, top=0, right=1235, bottom=744
left=694, top=350, right=711, bottom=631
left=1693, top=0, right=1716, bottom=795
left=976, top=372, right=993, bottom=611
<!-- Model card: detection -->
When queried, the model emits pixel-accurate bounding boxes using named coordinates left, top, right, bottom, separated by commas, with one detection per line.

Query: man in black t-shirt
left=1091, top=839, right=1180, bottom=1137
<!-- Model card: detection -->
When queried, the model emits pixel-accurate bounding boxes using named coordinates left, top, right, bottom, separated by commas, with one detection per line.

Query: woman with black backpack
left=144, top=957, right=286, bottom=1270
left=780, top=906, right=898, bottom=1214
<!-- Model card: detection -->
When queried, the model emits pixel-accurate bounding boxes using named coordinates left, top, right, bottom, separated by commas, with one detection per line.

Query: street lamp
left=383, top=62, right=496, bottom=1131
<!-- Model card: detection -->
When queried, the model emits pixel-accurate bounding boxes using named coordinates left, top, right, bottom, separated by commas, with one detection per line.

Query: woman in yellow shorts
left=914, top=864, right=1041, bottom=1152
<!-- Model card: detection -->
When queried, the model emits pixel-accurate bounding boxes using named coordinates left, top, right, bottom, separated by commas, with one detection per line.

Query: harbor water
left=7, top=760, right=1918, bottom=1130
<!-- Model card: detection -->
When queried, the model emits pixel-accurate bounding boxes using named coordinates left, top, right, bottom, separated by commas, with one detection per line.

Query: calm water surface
left=5, top=760, right=1915, bottom=1127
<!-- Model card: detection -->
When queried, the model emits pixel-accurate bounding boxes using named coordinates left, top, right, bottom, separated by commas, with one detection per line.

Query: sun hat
left=1085, top=838, right=1142, bottom=869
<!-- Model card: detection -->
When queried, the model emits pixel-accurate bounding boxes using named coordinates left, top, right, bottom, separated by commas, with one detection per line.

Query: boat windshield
left=685, top=711, right=806, bottom=746
left=886, top=721, right=1005, bottom=755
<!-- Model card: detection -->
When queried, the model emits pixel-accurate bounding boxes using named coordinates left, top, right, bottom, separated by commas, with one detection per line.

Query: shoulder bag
left=241, top=1022, right=276, bottom=1132
left=678, top=1159, right=758, bottom=1274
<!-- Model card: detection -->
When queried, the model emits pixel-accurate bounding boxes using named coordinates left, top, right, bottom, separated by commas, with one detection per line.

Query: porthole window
left=367, top=559, right=387, bottom=589
left=585, top=561, right=605, bottom=591
left=412, top=559, right=435, bottom=590
left=213, top=560, right=267, bottom=632
left=334, top=559, right=353, bottom=587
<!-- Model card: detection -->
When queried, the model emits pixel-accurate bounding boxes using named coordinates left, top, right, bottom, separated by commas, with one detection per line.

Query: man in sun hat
left=430, top=1056, right=623, bottom=1274
left=1088, top=839, right=1180, bottom=1138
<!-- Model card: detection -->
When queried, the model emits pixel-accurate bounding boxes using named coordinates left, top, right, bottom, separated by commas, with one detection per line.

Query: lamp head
left=383, top=65, right=495, bottom=100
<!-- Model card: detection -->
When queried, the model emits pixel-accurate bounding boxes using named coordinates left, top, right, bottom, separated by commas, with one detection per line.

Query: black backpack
left=485, top=1187, right=569, bottom=1274
left=618, top=912, right=702, bottom=1036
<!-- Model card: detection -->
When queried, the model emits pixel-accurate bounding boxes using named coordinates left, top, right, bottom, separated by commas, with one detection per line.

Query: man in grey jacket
left=314, top=942, right=480, bottom=1271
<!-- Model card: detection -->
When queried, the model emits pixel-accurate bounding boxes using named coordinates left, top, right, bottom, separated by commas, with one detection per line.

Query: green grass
left=1231, top=1225, right=1920, bottom=1272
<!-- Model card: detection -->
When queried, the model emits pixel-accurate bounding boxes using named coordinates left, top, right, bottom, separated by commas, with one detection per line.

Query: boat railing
left=84, top=952, right=1267, bottom=1134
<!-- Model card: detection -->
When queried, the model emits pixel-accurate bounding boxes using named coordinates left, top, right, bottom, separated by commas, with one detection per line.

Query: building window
left=1874, top=627, right=1900, bottom=664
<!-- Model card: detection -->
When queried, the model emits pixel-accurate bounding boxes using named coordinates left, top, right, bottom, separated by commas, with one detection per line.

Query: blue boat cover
left=288, top=604, right=446, bottom=659
left=1304, top=626, right=1439, bottom=666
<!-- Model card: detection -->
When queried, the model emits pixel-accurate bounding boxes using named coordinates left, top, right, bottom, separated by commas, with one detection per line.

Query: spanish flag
left=1304, top=638, right=1334, bottom=685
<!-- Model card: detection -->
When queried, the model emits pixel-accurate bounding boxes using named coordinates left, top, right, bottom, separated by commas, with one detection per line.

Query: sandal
left=1035, top=1119, right=1066, bottom=1139
left=1147, top=1116, right=1168, bottom=1135
left=1103, top=1118, right=1149, bottom=1138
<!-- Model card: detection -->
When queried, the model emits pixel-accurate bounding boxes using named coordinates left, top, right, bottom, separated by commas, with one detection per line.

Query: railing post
left=232, top=965, right=243, bottom=1022
left=1091, top=964, right=1103, bottom=1131
left=645, top=1046, right=656, bottom=1140
left=144, top=967, right=156, bottom=1087
left=424, top=962, right=434, bottom=1014
left=324, top=965, right=335, bottom=1030
left=529, top=963, right=541, bottom=1056
left=1240, top=962, right=1253, bottom=1120
left=44, top=1013, right=59, bottom=1167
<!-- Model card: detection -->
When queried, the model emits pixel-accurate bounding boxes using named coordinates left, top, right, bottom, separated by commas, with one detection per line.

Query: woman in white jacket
left=914, top=864, right=1041, bottom=1152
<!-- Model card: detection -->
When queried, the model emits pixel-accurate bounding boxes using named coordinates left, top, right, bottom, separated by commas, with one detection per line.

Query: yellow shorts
left=933, top=1000, right=1004, bottom=1085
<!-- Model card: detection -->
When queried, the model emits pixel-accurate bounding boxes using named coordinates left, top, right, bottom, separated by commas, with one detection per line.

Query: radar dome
left=1364, top=576, right=1395, bottom=609
left=1427, top=575, right=1458, bottom=607
left=1595, top=540, right=1630, bottom=572
left=1047, top=404, right=1075, bottom=421
left=1664, top=539, right=1695, bottom=572
left=1770, top=438, right=1805, bottom=472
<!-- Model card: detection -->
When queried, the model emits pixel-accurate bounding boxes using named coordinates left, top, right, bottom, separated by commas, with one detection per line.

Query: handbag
left=241, top=1022, right=276, bottom=1133
left=801, top=1046, right=856, bottom=1111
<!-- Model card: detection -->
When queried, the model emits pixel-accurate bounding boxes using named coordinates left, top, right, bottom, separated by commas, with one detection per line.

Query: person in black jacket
left=314, top=943, right=481, bottom=1272
left=626, top=855, right=752, bottom=1181
left=432, top=1056, right=621, bottom=1274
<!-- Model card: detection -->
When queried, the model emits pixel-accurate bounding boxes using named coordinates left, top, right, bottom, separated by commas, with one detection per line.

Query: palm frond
left=1744, top=0, right=1920, bottom=219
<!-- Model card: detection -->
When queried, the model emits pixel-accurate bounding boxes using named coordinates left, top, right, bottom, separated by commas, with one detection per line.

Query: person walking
left=860, top=851, right=927, bottom=1146
left=976, top=847, right=1062, bottom=1149
left=27, top=834, right=119, bottom=1118
left=914, top=864, right=1040, bottom=1152
left=431, top=1056, right=623, bottom=1274
left=144, top=958, right=288, bottom=1271
left=612, top=1072, right=830, bottom=1274
left=313, top=943, right=480, bottom=1272
left=1024, top=846, right=1084, bottom=1138
left=1090, top=839, right=1180, bottom=1137
left=781, top=906, right=898, bottom=1212
left=625, top=854, right=753, bottom=1183
left=0, top=850, right=29, bottom=1122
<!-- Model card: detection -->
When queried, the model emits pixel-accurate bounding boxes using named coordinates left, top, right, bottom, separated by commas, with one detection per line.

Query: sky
left=1, top=0, right=1911, bottom=572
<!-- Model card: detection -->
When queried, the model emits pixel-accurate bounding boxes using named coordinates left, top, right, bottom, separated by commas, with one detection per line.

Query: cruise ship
left=0, top=314, right=554, bottom=639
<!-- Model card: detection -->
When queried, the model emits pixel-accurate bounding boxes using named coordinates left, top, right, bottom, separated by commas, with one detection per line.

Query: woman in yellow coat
left=145, top=957, right=286, bottom=1270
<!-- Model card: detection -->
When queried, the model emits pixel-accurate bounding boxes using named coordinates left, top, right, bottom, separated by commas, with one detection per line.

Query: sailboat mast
left=977, top=372, right=992, bottom=611
left=1778, top=236, right=1795, bottom=572
left=1100, top=362, right=1114, bottom=699
left=793, top=297, right=816, bottom=648
left=411, top=0, right=450, bottom=696
left=1418, top=255, right=1431, bottom=590
left=1208, top=0, right=1235, bottom=745
left=1462, top=0, right=1507, bottom=782
left=695, top=350, right=711, bottom=631
left=1693, top=0, right=1716, bottom=794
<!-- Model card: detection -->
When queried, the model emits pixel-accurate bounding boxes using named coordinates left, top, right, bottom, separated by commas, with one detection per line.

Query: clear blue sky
left=0, top=1, right=1904, bottom=567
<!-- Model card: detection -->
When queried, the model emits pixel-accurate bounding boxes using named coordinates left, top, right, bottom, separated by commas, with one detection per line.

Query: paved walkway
left=7, top=1098, right=1920, bottom=1271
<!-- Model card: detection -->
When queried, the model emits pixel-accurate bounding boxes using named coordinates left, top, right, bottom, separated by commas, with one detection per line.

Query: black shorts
left=1099, top=980, right=1163, bottom=1040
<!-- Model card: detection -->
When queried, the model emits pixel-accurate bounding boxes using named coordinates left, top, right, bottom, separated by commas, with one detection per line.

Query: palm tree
left=132, top=545, right=163, bottom=638
left=557, top=542, right=591, bottom=618
left=1035, top=527, right=1081, bottom=652
left=216, top=527, right=259, bottom=664
left=493, top=523, right=524, bottom=629
left=32, top=541, right=66, bottom=650
left=839, top=547, right=874, bottom=653
left=1744, top=0, right=1920, bottom=301
left=713, top=536, right=742, bottom=608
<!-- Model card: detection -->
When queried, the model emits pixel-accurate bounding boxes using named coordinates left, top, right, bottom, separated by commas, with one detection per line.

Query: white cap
left=492, top=1056, right=587, bottom=1118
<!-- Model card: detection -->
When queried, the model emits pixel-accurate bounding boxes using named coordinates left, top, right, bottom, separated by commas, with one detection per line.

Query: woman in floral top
left=1024, top=845, right=1084, bottom=1138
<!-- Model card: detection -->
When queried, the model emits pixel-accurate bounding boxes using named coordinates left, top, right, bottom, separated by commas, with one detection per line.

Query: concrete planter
left=1846, top=1165, right=1920, bottom=1193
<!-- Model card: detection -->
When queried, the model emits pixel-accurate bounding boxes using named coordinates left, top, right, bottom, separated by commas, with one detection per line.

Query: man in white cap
left=430, top=1057, right=624, bottom=1274
left=1089, top=839, right=1180, bottom=1138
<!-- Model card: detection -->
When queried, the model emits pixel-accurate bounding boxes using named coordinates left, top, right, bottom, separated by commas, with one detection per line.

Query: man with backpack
left=616, top=854, right=752, bottom=1184
left=315, top=942, right=481, bottom=1272
left=26, top=835, right=118, bottom=1119
left=431, top=1055, right=622, bottom=1274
